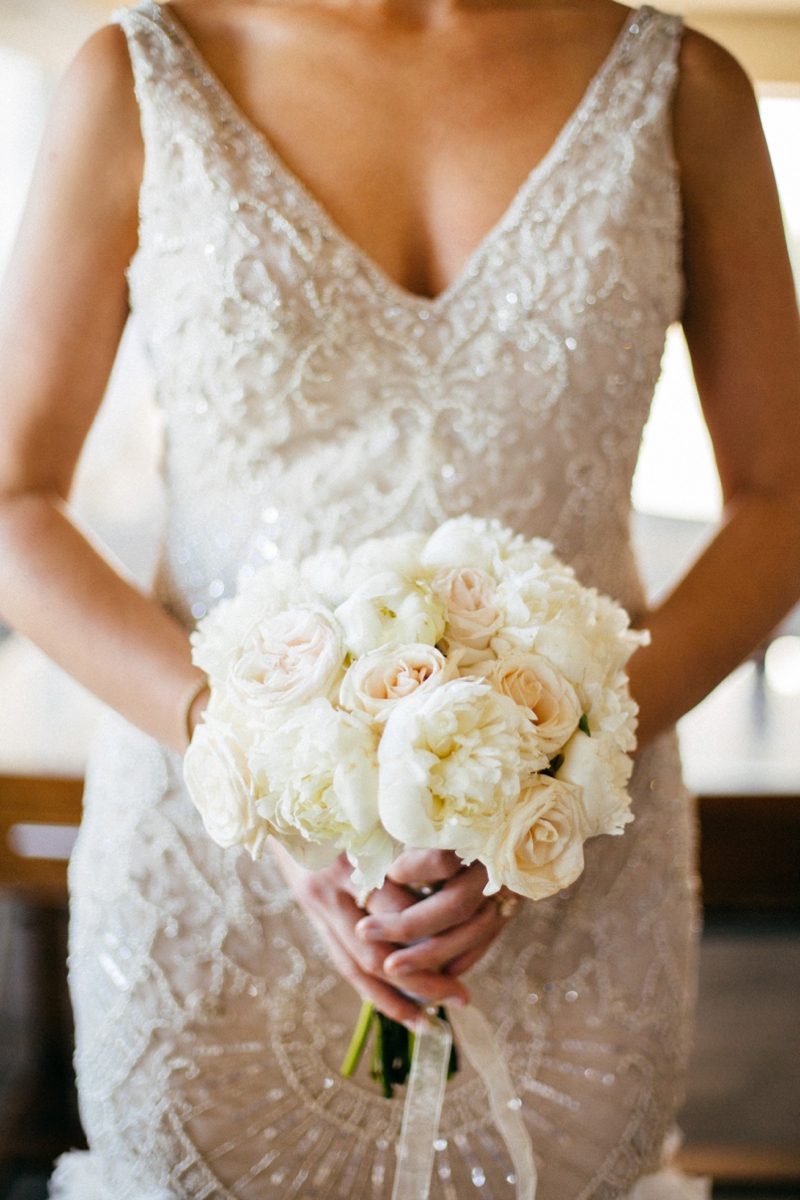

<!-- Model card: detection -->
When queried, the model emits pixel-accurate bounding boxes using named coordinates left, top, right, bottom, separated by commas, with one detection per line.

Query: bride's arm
left=0, top=27, right=207, bottom=754
left=628, top=30, right=800, bottom=746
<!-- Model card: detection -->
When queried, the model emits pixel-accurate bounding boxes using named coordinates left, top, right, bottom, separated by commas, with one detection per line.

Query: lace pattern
left=59, top=6, right=702, bottom=1198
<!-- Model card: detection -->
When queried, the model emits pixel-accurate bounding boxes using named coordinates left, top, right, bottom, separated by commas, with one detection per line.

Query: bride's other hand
left=357, top=849, right=513, bottom=982
left=270, top=842, right=470, bottom=1026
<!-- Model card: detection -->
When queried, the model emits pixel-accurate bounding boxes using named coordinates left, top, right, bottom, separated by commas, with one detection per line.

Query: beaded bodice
left=58, top=8, right=703, bottom=1200
left=123, top=1, right=683, bottom=627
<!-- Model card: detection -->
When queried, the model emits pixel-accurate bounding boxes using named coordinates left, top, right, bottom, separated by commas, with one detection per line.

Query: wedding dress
left=51, top=4, right=708, bottom=1197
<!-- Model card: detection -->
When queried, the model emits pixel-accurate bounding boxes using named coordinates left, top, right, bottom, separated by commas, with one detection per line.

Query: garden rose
left=191, top=560, right=312, bottom=682
left=339, top=642, right=455, bottom=721
left=477, top=650, right=582, bottom=756
left=482, top=775, right=586, bottom=900
left=432, top=566, right=503, bottom=651
left=225, top=606, right=344, bottom=710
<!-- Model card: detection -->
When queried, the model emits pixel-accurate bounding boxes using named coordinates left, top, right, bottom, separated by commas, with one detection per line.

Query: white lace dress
left=51, top=5, right=709, bottom=1198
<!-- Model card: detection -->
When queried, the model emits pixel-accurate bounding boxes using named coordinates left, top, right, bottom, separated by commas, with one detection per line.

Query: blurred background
left=0, top=0, right=798, bottom=1197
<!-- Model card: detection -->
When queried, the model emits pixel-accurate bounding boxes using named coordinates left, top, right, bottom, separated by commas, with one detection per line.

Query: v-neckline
left=151, top=1, right=649, bottom=314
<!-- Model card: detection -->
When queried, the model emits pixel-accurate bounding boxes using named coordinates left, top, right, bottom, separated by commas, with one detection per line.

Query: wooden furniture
left=0, top=775, right=83, bottom=894
left=0, top=776, right=86, bottom=1174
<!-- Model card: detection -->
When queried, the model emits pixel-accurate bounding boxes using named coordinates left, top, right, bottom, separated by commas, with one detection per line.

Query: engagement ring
left=496, top=894, right=520, bottom=920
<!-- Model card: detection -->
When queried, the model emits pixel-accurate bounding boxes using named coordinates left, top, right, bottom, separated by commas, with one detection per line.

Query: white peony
left=377, top=678, right=547, bottom=859
left=475, top=649, right=582, bottom=756
left=432, top=566, right=504, bottom=651
left=248, top=699, right=397, bottom=888
left=496, top=536, right=559, bottom=579
left=334, top=571, right=446, bottom=657
left=302, top=534, right=430, bottom=605
left=556, top=729, right=634, bottom=837
left=482, top=775, right=587, bottom=900
left=339, top=642, right=456, bottom=722
left=184, top=716, right=266, bottom=858
left=223, top=606, right=344, bottom=711
left=421, top=516, right=508, bottom=575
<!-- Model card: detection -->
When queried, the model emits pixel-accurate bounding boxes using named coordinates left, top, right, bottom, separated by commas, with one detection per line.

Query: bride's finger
left=382, top=899, right=502, bottom=977
left=320, top=928, right=424, bottom=1028
left=348, top=877, right=418, bottom=918
left=443, top=930, right=502, bottom=978
left=386, top=848, right=463, bottom=886
left=356, top=861, right=488, bottom=943
left=333, top=892, right=471, bottom=1006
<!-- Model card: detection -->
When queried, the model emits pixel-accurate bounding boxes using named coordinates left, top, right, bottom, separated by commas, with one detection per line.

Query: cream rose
left=334, top=571, right=446, bottom=657
left=184, top=716, right=267, bottom=858
left=224, top=606, right=343, bottom=711
left=377, top=678, right=547, bottom=859
left=248, top=700, right=396, bottom=889
left=339, top=642, right=455, bottom=722
left=432, top=566, right=503, bottom=651
left=477, top=650, right=582, bottom=756
left=482, top=775, right=587, bottom=900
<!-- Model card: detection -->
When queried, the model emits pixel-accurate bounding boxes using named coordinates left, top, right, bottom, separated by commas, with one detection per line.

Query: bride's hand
left=270, top=841, right=471, bottom=1026
left=357, top=849, right=513, bottom=984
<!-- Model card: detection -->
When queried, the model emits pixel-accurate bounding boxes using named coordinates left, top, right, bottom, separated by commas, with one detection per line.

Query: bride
left=0, top=0, right=799, bottom=1195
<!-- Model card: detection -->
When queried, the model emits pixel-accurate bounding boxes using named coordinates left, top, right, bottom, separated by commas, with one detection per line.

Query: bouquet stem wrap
left=393, top=1006, right=537, bottom=1200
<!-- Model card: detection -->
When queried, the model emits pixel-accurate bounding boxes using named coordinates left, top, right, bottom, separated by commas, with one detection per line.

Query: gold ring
left=355, top=887, right=374, bottom=911
left=496, top=893, right=520, bottom=920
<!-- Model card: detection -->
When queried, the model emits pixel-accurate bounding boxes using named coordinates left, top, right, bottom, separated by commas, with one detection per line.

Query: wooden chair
left=0, top=775, right=83, bottom=895
left=0, top=776, right=86, bottom=1169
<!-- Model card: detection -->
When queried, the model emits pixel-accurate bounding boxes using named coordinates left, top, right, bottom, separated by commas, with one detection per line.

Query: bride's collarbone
left=161, top=0, right=636, bottom=297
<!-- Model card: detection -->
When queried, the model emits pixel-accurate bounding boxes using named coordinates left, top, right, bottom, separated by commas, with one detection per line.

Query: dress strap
left=112, top=3, right=225, bottom=178
left=584, top=6, right=684, bottom=147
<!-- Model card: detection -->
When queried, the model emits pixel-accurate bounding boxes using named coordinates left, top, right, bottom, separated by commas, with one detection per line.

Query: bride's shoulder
left=48, top=24, right=143, bottom=182
left=23, top=25, right=143, bottom=247
left=674, top=24, right=758, bottom=135
left=672, top=24, right=765, bottom=193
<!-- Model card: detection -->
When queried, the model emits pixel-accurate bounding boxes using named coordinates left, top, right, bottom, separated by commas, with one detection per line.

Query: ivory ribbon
left=392, top=1014, right=452, bottom=1200
left=393, top=1005, right=537, bottom=1200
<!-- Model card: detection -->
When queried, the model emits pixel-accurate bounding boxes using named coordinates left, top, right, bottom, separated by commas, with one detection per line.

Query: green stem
left=340, top=1000, right=374, bottom=1078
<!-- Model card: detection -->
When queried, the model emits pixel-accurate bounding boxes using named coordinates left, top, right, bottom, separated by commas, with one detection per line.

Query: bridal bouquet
left=184, top=515, right=646, bottom=1185
left=185, top=515, right=645, bottom=901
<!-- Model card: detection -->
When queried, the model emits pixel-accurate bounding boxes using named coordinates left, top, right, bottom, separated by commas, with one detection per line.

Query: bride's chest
left=164, top=5, right=637, bottom=302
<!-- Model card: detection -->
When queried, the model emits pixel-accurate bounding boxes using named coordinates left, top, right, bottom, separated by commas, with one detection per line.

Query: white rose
left=377, top=678, right=547, bottom=859
left=334, top=571, right=446, bottom=657
left=556, top=729, right=634, bottom=837
left=482, top=775, right=587, bottom=900
left=249, top=700, right=397, bottom=889
left=223, top=606, right=344, bottom=711
left=476, top=650, right=582, bottom=756
left=339, top=642, right=456, bottom=722
left=432, top=566, right=503, bottom=651
left=184, top=716, right=266, bottom=858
